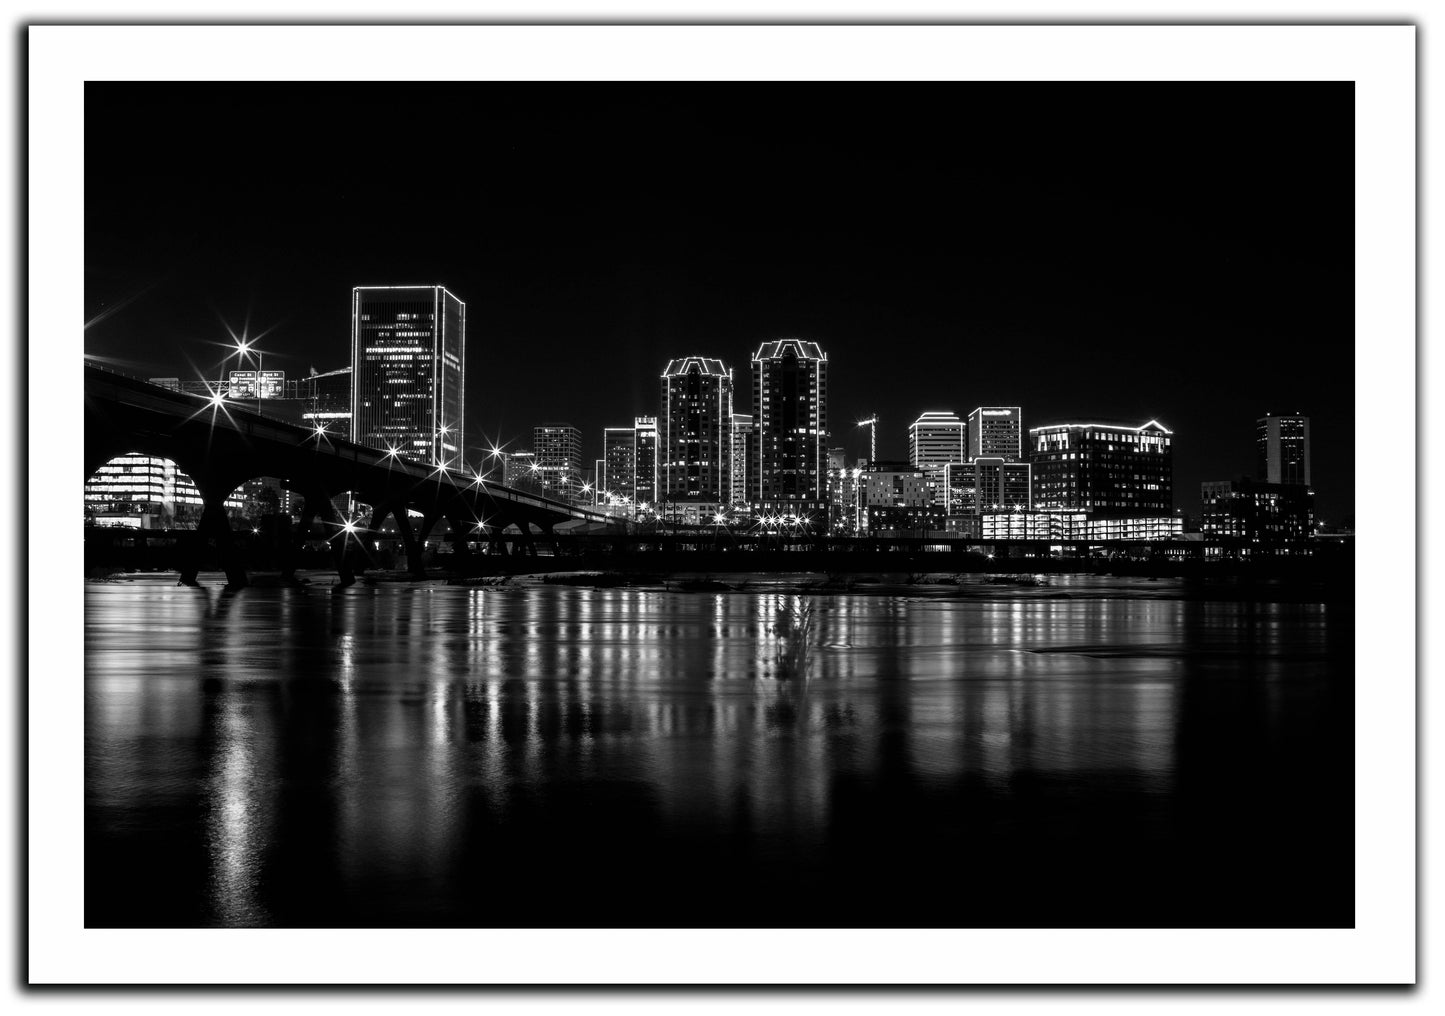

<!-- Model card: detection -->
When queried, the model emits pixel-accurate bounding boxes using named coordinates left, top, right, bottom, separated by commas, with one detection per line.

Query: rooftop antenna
left=857, top=414, right=878, bottom=467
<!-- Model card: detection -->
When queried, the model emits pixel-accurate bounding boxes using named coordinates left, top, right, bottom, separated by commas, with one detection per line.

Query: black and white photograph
left=28, top=19, right=1416, bottom=987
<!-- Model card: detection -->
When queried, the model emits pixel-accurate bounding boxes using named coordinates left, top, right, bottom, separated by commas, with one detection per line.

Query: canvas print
left=82, top=81, right=1354, bottom=929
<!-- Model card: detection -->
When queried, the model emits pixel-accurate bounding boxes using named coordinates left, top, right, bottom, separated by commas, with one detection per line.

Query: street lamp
left=231, top=337, right=272, bottom=418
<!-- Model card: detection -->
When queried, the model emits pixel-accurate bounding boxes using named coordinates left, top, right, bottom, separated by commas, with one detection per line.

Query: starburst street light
left=229, top=337, right=269, bottom=416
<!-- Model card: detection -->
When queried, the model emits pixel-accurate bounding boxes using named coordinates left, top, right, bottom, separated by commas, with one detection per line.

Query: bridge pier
left=282, top=500, right=320, bottom=583
left=305, top=493, right=361, bottom=587
left=445, top=512, right=475, bottom=567
left=179, top=496, right=248, bottom=588
left=393, top=509, right=428, bottom=578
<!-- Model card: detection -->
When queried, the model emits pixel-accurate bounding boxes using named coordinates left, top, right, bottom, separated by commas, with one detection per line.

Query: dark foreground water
left=85, top=574, right=1353, bottom=928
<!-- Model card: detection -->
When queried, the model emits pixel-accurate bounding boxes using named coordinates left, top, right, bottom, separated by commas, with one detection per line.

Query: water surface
left=85, top=574, right=1353, bottom=927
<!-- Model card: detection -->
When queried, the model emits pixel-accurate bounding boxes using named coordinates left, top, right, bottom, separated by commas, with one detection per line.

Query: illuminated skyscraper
left=1030, top=420, right=1173, bottom=515
left=752, top=338, right=828, bottom=518
left=603, top=426, right=637, bottom=504
left=660, top=357, right=734, bottom=519
left=967, top=406, right=1023, bottom=462
left=633, top=416, right=659, bottom=509
left=351, top=285, right=465, bottom=469
left=1256, top=414, right=1311, bottom=486
left=533, top=424, right=583, bottom=501
left=909, top=410, right=966, bottom=507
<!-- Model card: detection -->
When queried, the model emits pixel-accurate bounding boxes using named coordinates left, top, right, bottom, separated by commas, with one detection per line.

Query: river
left=84, top=573, right=1353, bottom=928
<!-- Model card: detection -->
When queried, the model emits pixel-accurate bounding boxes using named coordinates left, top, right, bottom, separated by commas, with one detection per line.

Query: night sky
left=84, top=81, right=1354, bottom=522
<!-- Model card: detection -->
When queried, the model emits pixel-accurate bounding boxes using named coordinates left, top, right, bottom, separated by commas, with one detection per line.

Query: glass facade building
left=351, top=285, right=465, bottom=469
left=979, top=511, right=1182, bottom=542
left=752, top=338, right=828, bottom=518
left=968, top=406, right=1023, bottom=462
left=633, top=416, right=659, bottom=509
left=1030, top=420, right=1173, bottom=515
left=603, top=426, right=638, bottom=506
left=533, top=424, right=583, bottom=501
left=85, top=454, right=242, bottom=527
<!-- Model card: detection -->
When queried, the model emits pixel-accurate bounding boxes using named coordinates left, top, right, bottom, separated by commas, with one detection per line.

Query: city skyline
left=83, top=80, right=1354, bottom=522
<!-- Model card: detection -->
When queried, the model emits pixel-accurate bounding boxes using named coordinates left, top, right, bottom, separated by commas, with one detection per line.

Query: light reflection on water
left=84, top=576, right=1348, bottom=928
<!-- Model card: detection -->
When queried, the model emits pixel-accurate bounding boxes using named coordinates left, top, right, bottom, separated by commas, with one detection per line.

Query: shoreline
left=88, top=567, right=1353, bottom=603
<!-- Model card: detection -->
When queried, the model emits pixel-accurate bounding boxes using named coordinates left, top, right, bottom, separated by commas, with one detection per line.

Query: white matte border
left=34, top=23, right=1415, bottom=985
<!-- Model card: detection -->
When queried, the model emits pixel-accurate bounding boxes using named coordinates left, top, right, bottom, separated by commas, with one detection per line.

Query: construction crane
left=856, top=414, right=878, bottom=466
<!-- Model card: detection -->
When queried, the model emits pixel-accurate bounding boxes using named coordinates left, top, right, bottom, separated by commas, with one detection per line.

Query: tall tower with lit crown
left=751, top=338, right=828, bottom=519
left=659, top=358, right=733, bottom=519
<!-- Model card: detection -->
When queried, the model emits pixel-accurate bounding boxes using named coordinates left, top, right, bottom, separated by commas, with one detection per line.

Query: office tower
left=968, top=406, right=1023, bottom=462
left=943, top=461, right=976, bottom=515
left=1029, top=420, right=1173, bottom=514
left=503, top=451, right=537, bottom=489
left=1256, top=414, right=1311, bottom=485
left=1202, top=477, right=1315, bottom=550
left=971, top=458, right=1033, bottom=512
left=533, top=424, right=583, bottom=501
left=351, top=285, right=466, bottom=469
left=633, top=416, right=658, bottom=509
left=603, top=426, right=638, bottom=505
left=752, top=338, right=828, bottom=518
left=659, top=357, right=734, bottom=516
left=732, top=414, right=757, bottom=506
left=909, top=410, right=966, bottom=506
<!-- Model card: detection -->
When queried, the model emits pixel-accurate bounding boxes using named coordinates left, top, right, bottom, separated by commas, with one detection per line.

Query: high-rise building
left=503, top=451, right=538, bottom=490
left=968, top=406, right=1023, bottom=462
left=533, top=424, right=583, bottom=501
left=1030, top=420, right=1173, bottom=515
left=971, top=458, right=1033, bottom=513
left=603, top=426, right=638, bottom=505
left=909, top=411, right=966, bottom=507
left=946, top=458, right=1033, bottom=515
left=1256, top=414, right=1311, bottom=486
left=659, top=357, right=734, bottom=515
left=633, top=416, right=658, bottom=509
left=731, top=414, right=757, bottom=507
left=351, top=285, right=466, bottom=469
left=752, top=338, right=828, bottom=518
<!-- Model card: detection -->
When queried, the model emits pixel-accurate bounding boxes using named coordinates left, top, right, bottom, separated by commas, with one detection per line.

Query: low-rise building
left=1201, top=477, right=1315, bottom=555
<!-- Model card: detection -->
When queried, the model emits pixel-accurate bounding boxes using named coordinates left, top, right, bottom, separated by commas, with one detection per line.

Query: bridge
left=84, top=365, right=626, bottom=586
